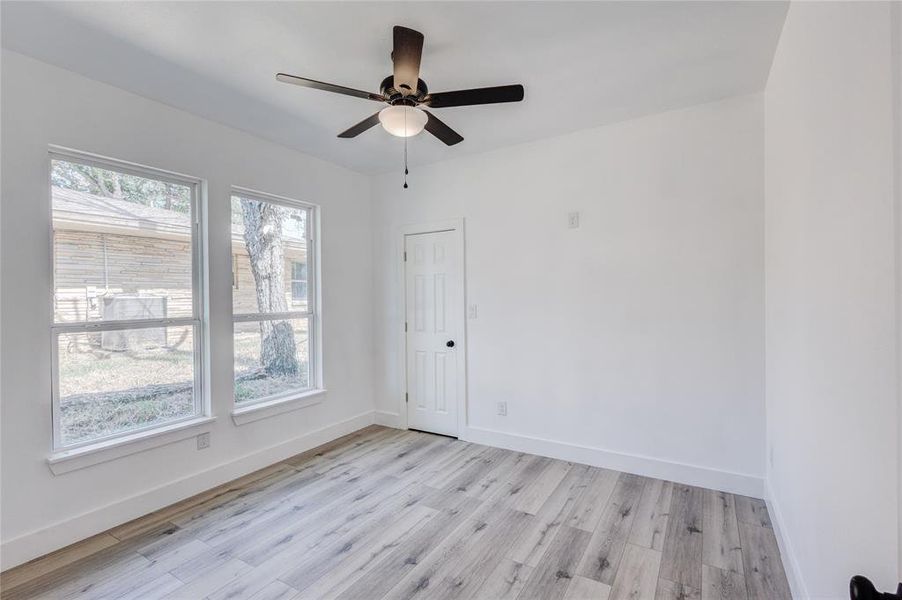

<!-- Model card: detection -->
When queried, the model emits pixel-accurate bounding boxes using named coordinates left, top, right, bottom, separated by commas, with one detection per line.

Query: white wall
left=371, top=94, right=766, bottom=495
left=895, top=0, right=902, bottom=584
left=0, top=51, right=375, bottom=569
left=764, top=2, right=900, bottom=598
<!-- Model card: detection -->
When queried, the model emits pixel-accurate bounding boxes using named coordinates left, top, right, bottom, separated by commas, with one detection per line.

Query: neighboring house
left=52, top=187, right=308, bottom=336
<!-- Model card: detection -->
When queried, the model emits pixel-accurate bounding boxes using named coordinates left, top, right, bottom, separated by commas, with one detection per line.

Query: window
left=231, top=190, right=317, bottom=407
left=50, top=151, right=205, bottom=450
left=291, top=262, right=307, bottom=303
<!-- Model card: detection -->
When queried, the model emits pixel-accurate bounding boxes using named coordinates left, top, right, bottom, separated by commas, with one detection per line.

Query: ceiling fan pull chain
left=403, top=139, right=409, bottom=189
left=403, top=110, right=410, bottom=189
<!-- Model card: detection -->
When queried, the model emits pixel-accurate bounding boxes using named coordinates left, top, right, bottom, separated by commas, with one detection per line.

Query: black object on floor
left=850, top=576, right=902, bottom=600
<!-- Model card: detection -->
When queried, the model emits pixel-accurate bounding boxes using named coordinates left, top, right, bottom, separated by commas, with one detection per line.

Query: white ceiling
left=1, top=1, right=787, bottom=174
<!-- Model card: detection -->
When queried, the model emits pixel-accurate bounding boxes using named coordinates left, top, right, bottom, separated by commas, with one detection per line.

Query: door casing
left=397, top=218, right=467, bottom=436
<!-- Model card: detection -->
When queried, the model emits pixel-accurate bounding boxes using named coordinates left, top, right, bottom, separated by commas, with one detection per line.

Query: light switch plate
left=468, top=304, right=478, bottom=319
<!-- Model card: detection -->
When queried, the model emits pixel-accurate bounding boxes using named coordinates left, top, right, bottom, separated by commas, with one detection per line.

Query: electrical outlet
left=197, top=432, right=210, bottom=450
left=497, top=401, right=507, bottom=416
left=568, top=212, right=580, bottom=229
left=468, top=304, right=478, bottom=319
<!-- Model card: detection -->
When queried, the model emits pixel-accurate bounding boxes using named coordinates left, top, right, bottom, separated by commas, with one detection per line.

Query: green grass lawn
left=58, top=324, right=309, bottom=445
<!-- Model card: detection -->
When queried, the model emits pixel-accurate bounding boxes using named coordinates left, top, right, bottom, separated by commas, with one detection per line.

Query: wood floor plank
left=424, top=443, right=491, bottom=489
left=247, top=580, right=298, bottom=600
left=608, top=543, right=662, bottom=600
left=0, top=428, right=791, bottom=600
left=659, top=484, right=704, bottom=590
left=77, top=537, right=211, bottom=599
left=163, top=557, right=252, bottom=600
left=192, top=457, right=399, bottom=555
left=382, top=506, right=530, bottom=600
left=511, top=459, right=573, bottom=515
left=439, top=447, right=509, bottom=496
left=461, top=449, right=523, bottom=501
left=2, top=524, right=178, bottom=600
left=576, top=473, right=646, bottom=585
left=288, top=505, right=438, bottom=599
left=737, top=521, right=791, bottom=599
left=235, top=477, right=418, bottom=576
left=117, top=573, right=185, bottom=600
left=335, top=494, right=483, bottom=600
left=508, top=464, right=591, bottom=566
left=0, top=533, right=120, bottom=594
left=490, top=454, right=552, bottom=511
left=563, top=575, right=612, bottom=600
left=431, top=512, right=533, bottom=600
left=733, top=496, right=772, bottom=529
left=278, top=502, right=436, bottom=593
left=224, top=474, right=408, bottom=566
left=702, top=490, right=743, bottom=574
left=629, top=478, right=673, bottom=551
left=565, top=467, right=619, bottom=532
left=701, top=565, right=747, bottom=600
left=655, top=578, right=701, bottom=600
left=469, top=559, right=532, bottom=600
left=517, top=525, right=591, bottom=600
left=381, top=435, right=462, bottom=481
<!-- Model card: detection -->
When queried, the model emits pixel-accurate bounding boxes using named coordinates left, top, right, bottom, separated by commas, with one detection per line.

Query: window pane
left=234, top=317, right=311, bottom=404
left=52, top=160, right=194, bottom=323
left=291, top=281, right=307, bottom=302
left=57, top=326, right=196, bottom=446
left=231, top=196, right=308, bottom=314
left=292, top=262, right=307, bottom=281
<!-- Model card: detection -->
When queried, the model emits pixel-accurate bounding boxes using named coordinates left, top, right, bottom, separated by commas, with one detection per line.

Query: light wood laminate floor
left=0, top=426, right=791, bottom=600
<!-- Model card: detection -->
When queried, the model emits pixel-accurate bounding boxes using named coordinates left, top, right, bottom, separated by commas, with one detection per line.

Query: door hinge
left=404, top=322, right=408, bottom=332
left=403, top=251, right=407, bottom=262
left=405, top=392, right=408, bottom=403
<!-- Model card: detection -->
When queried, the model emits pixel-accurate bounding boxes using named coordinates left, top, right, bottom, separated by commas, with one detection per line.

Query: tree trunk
left=240, top=199, right=299, bottom=376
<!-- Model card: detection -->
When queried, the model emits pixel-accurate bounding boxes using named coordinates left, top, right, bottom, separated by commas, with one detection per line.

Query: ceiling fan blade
left=392, top=26, right=424, bottom=96
left=337, top=112, right=381, bottom=138
left=423, top=110, right=463, bottom=146
left=425, top=84, right=524, bottom=108
left=276, top=73, right=385, bottom=102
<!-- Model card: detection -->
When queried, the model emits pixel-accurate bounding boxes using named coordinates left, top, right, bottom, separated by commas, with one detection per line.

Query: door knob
left=446, top=340, right=455, bottom=348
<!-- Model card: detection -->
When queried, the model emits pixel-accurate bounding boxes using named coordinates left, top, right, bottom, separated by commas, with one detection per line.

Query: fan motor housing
left=380, top=75, right=428, bottom=105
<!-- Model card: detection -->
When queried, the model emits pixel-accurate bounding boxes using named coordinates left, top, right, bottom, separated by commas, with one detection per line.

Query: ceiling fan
left=276, top=25, right=525, bottom=147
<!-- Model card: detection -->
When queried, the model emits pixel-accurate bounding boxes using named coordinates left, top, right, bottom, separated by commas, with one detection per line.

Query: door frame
left=396, top=218, right=467, bottom=436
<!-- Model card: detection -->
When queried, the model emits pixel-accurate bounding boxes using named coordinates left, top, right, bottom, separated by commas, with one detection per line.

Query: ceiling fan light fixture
left=379, top=105, right=427, bottom=137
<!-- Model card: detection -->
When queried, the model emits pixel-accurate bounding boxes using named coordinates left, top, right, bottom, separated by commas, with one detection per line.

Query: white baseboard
left=374, top=410, right=403, bottom=428
left=0, top=410, right=376, bottom=571
left=461, top=425, right=765, bottom=498
left=764, top=477, right=809, bottom=600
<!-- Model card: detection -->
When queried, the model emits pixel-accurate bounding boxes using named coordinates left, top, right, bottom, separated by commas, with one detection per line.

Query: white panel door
left=405, top=230, right=461, bottom=437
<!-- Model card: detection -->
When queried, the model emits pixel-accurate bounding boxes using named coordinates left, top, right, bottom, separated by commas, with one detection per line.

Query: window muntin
left=231, top=192, right=316, bottom=406
left=50, top=153, right=204, bottom=449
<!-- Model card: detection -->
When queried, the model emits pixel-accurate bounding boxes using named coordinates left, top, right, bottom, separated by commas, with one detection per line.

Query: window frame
left=48, top=146, right=208, bottom=452
left=230, top=186, right=321, bottom=410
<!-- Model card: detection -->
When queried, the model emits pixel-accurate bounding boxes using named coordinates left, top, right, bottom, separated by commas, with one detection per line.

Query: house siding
left=54, top=230, right=306, bottom=328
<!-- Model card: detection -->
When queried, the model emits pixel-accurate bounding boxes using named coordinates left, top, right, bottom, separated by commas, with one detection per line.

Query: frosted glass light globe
left=379, top=106, right=428, bottom=138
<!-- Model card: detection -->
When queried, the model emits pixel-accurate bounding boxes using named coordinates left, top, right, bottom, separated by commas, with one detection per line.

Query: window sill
left=47, top=416, right=216, bottom=475
left=231, top=389, right=326, bottom=426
